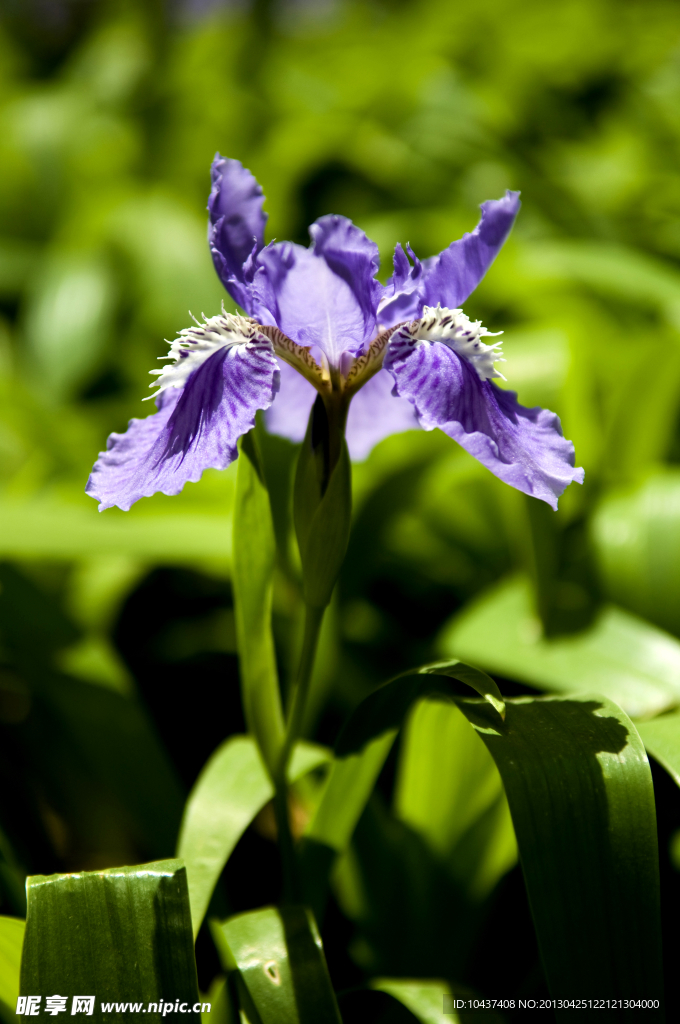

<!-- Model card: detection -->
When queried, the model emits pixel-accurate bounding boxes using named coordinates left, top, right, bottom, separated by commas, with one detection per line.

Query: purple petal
left=345, top=368, right=420, bottom=461
left=265, top=358, right=316, bottom=443
left=208, top=155, right=267, bottom=312
left=384, top=331, right=583, bottom=508
left=379, top=192, right=520, bottom=328
left=250, top=216, right=381, bottom=363
left=87, top=341, right=279, bottom=511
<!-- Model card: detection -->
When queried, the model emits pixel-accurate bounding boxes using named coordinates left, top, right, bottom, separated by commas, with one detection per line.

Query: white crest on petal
left=413, top=304, right=505, bottom=381
left=146, top=310, right=268, bottom=399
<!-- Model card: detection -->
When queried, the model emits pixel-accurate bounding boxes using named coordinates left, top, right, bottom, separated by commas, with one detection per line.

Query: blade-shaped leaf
left=371, top=978, right=505, bottom=1023
left=177, top=737, right=331, bottom=937
left=371, top=979, right=457, bottom=1023
left=20, top=860, right=200, bottom=1022
left=440, top=575, right=680, bottom=719
left=212, top=906, right=342, bottom=1024
left=233, top=433, right=284, bottom=775
left=334, top=664, right=503, bottom=758
left=455, top=695, right=663, bottom=1014
left=0, top=916, right=24, bottom=1024
left=635, top=709, right=680, bottom=788
left=395, top=699, right=516, bottom=900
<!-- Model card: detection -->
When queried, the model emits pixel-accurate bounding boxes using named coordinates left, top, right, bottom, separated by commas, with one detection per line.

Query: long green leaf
left=177, top=736, right=331, bottom=937
left=232, top=433, right=284, bottom=775
left=441, top=575, right=680, bottom=718
left=456, top=695, right=663, bottom=1015
left=0, top=916, right=24, bottom=1024
left=20, top=860, right=200, bottom=1022
left=371, top=979, right=458, bottom=1023
left=212, top=906, right=341, bottom=1024
left=395, top=699, right=516, bottom=900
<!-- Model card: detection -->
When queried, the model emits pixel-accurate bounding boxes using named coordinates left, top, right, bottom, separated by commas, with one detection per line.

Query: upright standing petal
left=208, top=155, right=267, bottom=312
left=345, top=368, right=420, bottom=461
left=379, top=192, right=521, bottom=328
left=86, top=319, right=279, bottom=511
left=384, top=322, right=583, bottom=508
left=251, top=217, right=381, bottom=363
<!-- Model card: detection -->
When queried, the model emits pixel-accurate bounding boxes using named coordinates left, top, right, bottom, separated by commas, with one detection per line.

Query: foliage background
left=2, top=0, right=680, bottom=1015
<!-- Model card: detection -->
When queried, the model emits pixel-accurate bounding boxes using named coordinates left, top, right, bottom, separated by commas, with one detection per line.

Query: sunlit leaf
left=395, top=699, right=516, bottom=900
left=20, top=860, right=200, bottom=1021
left=371, top=978, right=457, bottom=1023
left=212, top=906, right=341, bottom=1024
left=0, top=916, right=24, bottom=1024
left=592, top=470, right=680, bottom=637
left=456, top=695, right=663, bottom=1006
left=177, top=736, right=331, bottom=937
left=635, top=709, right=680, bottom=789
left=440, top=575, right=680, bottom=719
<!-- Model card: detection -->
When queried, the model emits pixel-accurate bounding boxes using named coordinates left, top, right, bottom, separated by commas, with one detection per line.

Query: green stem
left=273, top=602, right=326, bottom=902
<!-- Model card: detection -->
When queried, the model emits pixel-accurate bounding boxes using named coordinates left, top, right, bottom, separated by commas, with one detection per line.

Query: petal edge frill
left=208, top=155, right=267, bottom=311
left=86, top=341, right=279, bottom=511
left=379, top=192, right=520, bottom=328
left=384, top=333, right=583, bottom=508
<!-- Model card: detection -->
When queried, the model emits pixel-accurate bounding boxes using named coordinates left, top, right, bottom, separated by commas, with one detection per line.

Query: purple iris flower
left=87, top=156, right=583, bottom=511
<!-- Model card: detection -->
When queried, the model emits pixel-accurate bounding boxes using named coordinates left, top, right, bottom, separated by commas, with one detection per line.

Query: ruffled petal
left=384, top=328, right=583, bottom=508
left=208, top=155, right=267, bottom=312
left=87, top=338, right=279, bottom=511
left=379, top=192, right=521, bottom=328
left=345, top=368, right=420, bottom=461
left=251, top=216, right=381, bottom=364
left=265, top=358, right=316, bottom=443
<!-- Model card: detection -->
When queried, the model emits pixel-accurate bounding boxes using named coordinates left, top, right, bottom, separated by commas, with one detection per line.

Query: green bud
left=293, top=395, right=352, bottom=609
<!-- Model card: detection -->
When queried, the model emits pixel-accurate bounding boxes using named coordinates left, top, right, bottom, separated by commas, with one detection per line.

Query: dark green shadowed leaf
left=233, top=433, right=285, bottom=776
left=335, top=663, right=504, bottom=758
left=177, top=736, right=331, bottom=937
left=0, top=916, right=24, bottom=1024
left=456, top=696, right=663, bottom=1018
left=212, top=906, right=341, bottom=1024
left=441, top=575, right=680, bottom=719
left=20, top=860, right=200, bottom=1023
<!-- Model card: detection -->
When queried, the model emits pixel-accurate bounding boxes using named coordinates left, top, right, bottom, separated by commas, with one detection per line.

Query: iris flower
left=87, top=157, right=583, bottom=511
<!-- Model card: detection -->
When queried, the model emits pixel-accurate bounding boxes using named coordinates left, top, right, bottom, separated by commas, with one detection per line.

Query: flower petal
left=379, top=192, right=521, bottom=328
left=251, top=216, right=381, bottom=363
left=265, top=358, right=316, bottom=443
left=345, top=368, right=420, bottom=461
left=384, top=329, right=583, bottom=508
left=87, top=338, right=279, bottom=511
left=208, top=155, right=267, bottom=311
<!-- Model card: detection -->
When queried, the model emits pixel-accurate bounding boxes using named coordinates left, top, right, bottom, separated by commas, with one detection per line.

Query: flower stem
left=273, top=601, right=326, bottom=902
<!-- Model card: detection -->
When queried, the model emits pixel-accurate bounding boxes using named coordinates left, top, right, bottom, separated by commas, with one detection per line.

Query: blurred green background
left=3, top=0, right=680, bottom=1013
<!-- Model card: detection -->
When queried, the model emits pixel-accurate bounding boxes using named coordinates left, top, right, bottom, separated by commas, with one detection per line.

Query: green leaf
left=371, top=978, right=506, bottom=1023
left=177, top=736, right=331, bottom=937
left=371, top=978, right=457, bottom=1023
left=334, top=663, right=504, bottom=758
left=20, top=860, right=200, bottom=1022
left=395, top=699, right=516, bottom=900
left=305, top=732, right=396, bottom=853
left=440, top=575, right=680, bottom=719
left=0, top=916, right=24, bottom=1023
left=592, top=469, right=680, bottom=637
left=455, top=695, right=663, bottom=1009
left=635, top=709, right=680, bottom=788
left=212, top=906, right=341, bottom=1024
left=233, top=432, right=285, bottom=775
